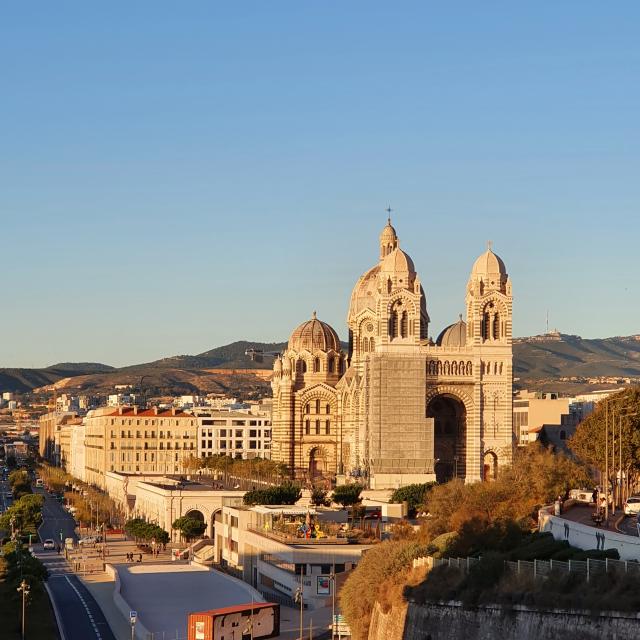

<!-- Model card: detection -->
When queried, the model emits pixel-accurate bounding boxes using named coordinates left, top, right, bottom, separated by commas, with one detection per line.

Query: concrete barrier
left=539, top=511, right=640, bottom=561
left=105, top=564, right=153, bottom=640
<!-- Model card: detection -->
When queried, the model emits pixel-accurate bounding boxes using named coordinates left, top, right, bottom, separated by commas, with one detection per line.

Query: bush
left=340, top=540, right=429, bottom=640
left=124, top=518, right=169, bottom=544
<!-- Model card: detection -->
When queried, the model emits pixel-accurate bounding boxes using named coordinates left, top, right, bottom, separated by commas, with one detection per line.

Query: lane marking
left=64, top=576, right=102, bottom=639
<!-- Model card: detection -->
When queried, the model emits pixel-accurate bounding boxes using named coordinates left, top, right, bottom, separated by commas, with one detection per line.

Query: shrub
left=310, top=486, right=330, bottom=507
left=172, top=516, right=206, bottom=541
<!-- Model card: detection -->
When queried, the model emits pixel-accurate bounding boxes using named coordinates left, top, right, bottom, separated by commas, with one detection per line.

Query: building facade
left=84, top=406, right=198, bottom=488
left=193, top=409, right=272, bottom=460
left=271, top=220, right=514, bottom=487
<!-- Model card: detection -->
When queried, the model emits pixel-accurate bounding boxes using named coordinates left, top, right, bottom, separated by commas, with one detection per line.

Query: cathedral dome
left=348, top=263, right=380, bottom=320
left=288, top=313, right=341, bottom=353
left=436, top=317, right=467, bottom=348
left=381, top=247, right=416, bottom=275
left=471, top=247, right=507, bottom=279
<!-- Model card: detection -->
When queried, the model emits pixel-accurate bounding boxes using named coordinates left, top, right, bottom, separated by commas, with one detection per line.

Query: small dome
left=471, top=247, right=507, bottom=278
left=436, top=317, right=467, bottom=348
left=381, top=247, right=416, bottom=275
left=282, top=357, right=291, bottom=372
left=273, top=357, right=282, bottom=373
left=379, top=219, right=398, bottom=244
left=288, top=312, right=341, bottom=353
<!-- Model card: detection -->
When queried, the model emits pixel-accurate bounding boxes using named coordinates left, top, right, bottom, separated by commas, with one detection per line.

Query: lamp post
left=330, top=561, right=336, bottom=640
left=17, top=579, right=30, bottom=640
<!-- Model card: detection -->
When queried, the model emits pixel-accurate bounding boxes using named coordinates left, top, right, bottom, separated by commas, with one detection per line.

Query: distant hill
left=3, top=335, right=640, bottom=396
left=513, top=333, right=640, bottom=379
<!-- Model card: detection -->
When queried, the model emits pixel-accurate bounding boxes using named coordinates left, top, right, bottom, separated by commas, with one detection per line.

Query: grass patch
left=0, top=559, right=58, bottom=640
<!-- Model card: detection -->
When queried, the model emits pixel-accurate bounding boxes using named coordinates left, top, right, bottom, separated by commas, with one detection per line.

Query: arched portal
left=309, top=447, right=327, bottom=479
left=186, top=509, right=205, bottom=523
left=483, top=452, right=498, bottom=481
left=427, top=394, right=466, bottom=483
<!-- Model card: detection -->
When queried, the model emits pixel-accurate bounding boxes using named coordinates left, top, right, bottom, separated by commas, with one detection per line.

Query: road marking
left=65, top=576, right=102, bottom=639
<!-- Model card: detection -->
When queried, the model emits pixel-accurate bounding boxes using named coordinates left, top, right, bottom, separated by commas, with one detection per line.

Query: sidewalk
left=562, top=504, right=622, bottom=533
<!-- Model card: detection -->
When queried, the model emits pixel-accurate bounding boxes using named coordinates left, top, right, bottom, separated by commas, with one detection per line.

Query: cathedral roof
left=471, top=247, right=507, bottom=279
left=379, top=219, right=398, bottom=245
left=288, top=312, right=341, bottom=353
left=381, top=247, right=415, bottom=275
left=436, top=317, right=467, bottom=348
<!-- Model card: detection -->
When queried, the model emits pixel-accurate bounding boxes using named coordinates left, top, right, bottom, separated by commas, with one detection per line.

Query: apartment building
left=214, top=504, right=367, bottom=610
left=193, top=409, right=272, bottom=460
left=84, top=406, right=197, bottom=488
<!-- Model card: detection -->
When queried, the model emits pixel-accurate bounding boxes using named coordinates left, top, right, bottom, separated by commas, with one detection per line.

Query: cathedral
left=270, top=219, right=514, bottom=488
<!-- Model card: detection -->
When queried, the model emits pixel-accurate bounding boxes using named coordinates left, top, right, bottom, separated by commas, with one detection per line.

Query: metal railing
left=422, top=555, right=640, bottom=582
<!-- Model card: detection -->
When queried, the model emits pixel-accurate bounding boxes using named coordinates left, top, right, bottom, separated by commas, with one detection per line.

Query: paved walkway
left=562, top=504, right=627, bottom=533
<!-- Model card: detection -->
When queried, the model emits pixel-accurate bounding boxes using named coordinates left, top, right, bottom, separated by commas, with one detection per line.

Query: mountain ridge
left=2, top=334, right=640, bottom=395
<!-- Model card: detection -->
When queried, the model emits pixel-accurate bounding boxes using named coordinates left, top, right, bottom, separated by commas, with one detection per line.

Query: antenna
left=546, top=310, right=549, bottom=334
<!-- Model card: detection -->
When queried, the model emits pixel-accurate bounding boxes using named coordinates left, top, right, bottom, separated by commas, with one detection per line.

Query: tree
left=243, top=483, right=302, bottom=506
left=8, top=470, right=32, bottom=499
left=310, top=486, right=330, bottom=507
left=570, top=387, right=640, bottom=491
left=332, top=483, right=364, bottom=509
left=0, top=494, right=44, bottom=538
left=172, top=516, right=206, bottom=541
left=390, top=483, right=436, bottom=517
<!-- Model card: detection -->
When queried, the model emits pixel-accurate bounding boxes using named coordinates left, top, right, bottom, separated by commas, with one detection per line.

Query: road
left=33, top=487, right=117, bottom=640
left=36, top=487, right=78, bottom=545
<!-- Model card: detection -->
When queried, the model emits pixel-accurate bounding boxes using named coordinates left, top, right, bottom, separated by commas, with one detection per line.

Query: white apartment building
left=214, top=504, right=367, bottom=610
left=194, top=409, right=272, bottom=460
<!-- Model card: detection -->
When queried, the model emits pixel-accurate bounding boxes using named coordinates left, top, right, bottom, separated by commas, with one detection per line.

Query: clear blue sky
left=1, top=3, right=639, bottom=368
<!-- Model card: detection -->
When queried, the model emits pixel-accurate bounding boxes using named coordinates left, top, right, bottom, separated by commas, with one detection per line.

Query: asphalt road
left=36, top=487, right=78, bottom=544
left=46, top=574, right=117, bottom=640
left=33, top=487, right=116, bottom=640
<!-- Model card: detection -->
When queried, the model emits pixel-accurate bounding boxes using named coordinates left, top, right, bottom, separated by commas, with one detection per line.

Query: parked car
left=623, top=496, right=640, bottom=516
left=43, top=539, right=55, bottom=550
left=79, top=535, right=101, bottom=545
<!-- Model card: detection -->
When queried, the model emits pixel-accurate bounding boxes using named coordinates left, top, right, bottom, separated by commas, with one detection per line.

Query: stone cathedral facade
left=270, top=220, right=514, bottom=488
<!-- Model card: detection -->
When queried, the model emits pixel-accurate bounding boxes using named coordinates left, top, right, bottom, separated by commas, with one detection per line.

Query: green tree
left=8, top=470, right=32, bottom=499
left=243, top=482, right=302, bottom=505
left=390, top=483, right=436, bottom=517
left=310, top=486, right=330, bottom=507
left=332, top=483, right=364, bottom=509
left=570, top=387, right=640, bottom=489
left=0, top=493, right=44, bottom=537
left=172, top=516, right=206, bottom=541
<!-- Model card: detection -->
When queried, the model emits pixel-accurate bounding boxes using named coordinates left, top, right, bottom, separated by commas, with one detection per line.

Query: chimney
left=153, top=406, right=158, bottom=415
left=172, top=407, right=176, bottom=416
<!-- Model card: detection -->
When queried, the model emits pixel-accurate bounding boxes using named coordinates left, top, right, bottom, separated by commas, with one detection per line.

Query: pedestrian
left=138, top=553, right=142, bottom=563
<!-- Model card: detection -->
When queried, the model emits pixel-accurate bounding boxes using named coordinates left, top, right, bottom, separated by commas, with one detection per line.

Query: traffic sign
left=129, top=610, right=137, bottom=624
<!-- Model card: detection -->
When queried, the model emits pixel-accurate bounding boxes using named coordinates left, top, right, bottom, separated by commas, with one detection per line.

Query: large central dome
left=288, top=312, right=341, bottom=353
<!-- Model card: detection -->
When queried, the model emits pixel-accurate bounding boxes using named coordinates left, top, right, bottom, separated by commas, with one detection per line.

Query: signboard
left=195, top=621, right=205, bottom=640
left=317, top=576, right=331, bottom=595
left=130, top=610, right=137, bottom=624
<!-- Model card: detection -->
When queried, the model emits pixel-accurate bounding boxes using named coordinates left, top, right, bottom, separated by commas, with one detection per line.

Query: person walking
left=138, top=553, right=142, bottom=563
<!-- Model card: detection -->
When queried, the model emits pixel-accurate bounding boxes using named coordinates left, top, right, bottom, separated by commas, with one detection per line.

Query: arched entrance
left=483, top=452, right=498, bottom=481
left=308, top=447, right=327, bottom=479
left=427, top=394, right=466, bottom=483
left=186, top=509, right=205, bottom=523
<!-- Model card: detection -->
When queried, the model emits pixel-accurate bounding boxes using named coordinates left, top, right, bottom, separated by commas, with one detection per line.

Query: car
left=43, top=539, right=55, bottom=550
left=78, top=536, right=98, bottom=545
left=623, top=496, right=640, bottom=516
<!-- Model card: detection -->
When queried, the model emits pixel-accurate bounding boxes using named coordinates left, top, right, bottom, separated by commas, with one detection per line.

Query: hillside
left=513, top=333, right=640, bottom=378
left=3, top=335, right=640, bottom=396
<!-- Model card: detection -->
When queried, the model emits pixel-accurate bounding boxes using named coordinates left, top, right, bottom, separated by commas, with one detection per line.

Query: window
left=250, top=441, right=257, bottom=449
left=315, top=420, right=320, bottom=435
left=220, top=429, right=227, bottom=437
left=314, top=357, right=320, bottom=372
left=305, top=420, right=310, bottom=435
left=250, top=420, right=257, bottom=426
left=315, top=399, right=320, bottom=414
left=326, top=420, right=331, bottom=435
left=235, top=440, right=243, bottom=449
left=301, top=360, right=307, bottom=373
left=232, top=420, right=246, bottom=426
left=235, top=429, right=243, bottom=437
left=249, top=429, right=257, bottom=437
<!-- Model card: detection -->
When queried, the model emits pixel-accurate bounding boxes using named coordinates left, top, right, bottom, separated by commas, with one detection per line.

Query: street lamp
left=17, top=579, right=30, bottom=640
